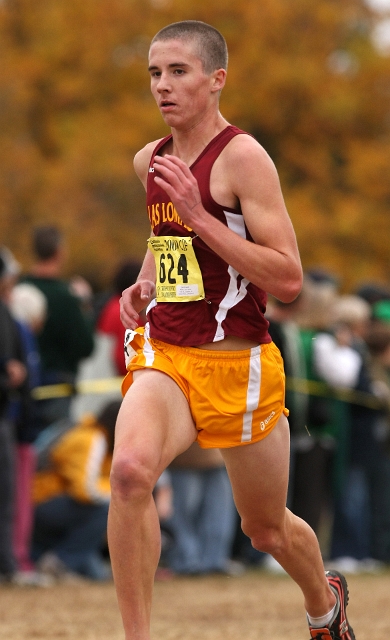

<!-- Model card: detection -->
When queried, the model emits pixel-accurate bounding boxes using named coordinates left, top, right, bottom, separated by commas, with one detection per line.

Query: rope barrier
left=31, top=377, right=123, bottom=400
left=30, top=375, right=384, bottom=410
left=285, top=377, right=382, bottom=410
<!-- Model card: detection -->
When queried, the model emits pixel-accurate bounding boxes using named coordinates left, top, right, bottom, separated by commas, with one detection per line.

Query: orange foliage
left=1, top=0, right=390, bottom=291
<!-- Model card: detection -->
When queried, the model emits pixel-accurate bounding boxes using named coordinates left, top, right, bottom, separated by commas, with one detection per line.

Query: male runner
left=108, top=20, right=356, bottom=640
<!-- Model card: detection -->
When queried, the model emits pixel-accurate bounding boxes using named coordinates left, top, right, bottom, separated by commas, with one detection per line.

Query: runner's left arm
left=152, top=137, right=302, bottom=303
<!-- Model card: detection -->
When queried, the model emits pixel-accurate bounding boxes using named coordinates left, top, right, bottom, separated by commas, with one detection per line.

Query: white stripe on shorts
left=143, top=323, right=156, bottom=367
left=241, top=346, right=262, bottom=443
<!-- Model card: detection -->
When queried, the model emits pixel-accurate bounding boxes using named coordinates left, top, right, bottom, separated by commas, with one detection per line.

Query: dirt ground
left=0, top=569, right=388, bottom=640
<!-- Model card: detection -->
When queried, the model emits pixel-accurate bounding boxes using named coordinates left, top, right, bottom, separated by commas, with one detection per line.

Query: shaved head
left=151, top=20, right=228, bottom=75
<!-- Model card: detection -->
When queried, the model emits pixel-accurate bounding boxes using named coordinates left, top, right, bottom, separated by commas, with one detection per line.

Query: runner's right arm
left=120, top=142, right=159, bottom=329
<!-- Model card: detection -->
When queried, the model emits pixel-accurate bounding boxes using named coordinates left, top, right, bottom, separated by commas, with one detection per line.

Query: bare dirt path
left=0, top=570, right=388, bottom=639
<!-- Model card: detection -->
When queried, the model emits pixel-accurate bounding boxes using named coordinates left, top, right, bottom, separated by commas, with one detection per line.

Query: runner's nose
left=156, top=71, right=172, bottom=93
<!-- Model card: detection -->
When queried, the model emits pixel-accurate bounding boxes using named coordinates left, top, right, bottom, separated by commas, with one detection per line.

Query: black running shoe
left=308, top=571, right=356, bottom=639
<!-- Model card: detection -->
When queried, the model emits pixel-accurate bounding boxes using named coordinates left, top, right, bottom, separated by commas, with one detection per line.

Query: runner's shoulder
left=222, top=132, right=273, bottom=166
left=134, top=138, right=165, bottom=185
left=220, top=131, right=279, bottom=188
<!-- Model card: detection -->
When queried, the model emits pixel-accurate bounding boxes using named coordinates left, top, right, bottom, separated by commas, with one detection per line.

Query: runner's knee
left=110, top=452, right=156, bottom=502
left=242, top=520, right=286, bottom=556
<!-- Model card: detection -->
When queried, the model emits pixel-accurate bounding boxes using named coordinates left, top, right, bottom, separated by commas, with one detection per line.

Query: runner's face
left=148, top=39, right=219, bottom=128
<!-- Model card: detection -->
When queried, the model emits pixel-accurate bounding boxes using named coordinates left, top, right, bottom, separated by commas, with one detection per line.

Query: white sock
left=307, top=601, right=338, bottom=629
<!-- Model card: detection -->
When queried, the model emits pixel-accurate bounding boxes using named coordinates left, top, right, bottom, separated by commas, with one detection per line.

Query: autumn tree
left=0, top=0, right=389, bottom=291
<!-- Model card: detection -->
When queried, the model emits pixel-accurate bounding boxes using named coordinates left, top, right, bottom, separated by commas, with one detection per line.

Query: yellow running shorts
left=122, top=327, right=289, bottom=449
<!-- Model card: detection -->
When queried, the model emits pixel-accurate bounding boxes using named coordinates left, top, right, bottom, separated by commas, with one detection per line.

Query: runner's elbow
left=280, top=280, right=302, bottom=303
left=272, top=273, right=302, bottom=304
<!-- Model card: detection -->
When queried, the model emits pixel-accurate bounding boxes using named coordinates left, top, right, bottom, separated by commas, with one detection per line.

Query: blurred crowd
left=2, top=225, right=390, bottom=588
left=266, top=271, right=390, bottom=575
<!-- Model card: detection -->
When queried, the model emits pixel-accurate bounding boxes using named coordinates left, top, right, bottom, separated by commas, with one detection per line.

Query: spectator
left=22, top=225, right=94, bottom=427
left=167, top=443, right=238, bottom=576
left=365, top=320, right=390, bottom=564
left=0, top=249, right=27, bottom=583
left=9, top=283, right=48, bottom=584
left=96, top=260, right=142, bottom=376
left=290, top=276, right=339, bottom=544
left=355, top=282, right=390, bottom=306
left=323, top=295, right=379, bottom=570
left=32, top=400, right=121, bottom=581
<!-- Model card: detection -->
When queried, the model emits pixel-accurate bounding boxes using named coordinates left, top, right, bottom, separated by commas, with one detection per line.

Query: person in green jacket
left=23, top=225, right=94, bottom=428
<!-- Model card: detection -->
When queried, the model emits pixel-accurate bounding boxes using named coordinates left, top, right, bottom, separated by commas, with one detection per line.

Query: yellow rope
left=31, top=375, right=383, bottom=410
left=31, top=377, right=123, bottom=400
left=286, top=377, right=382, bottom=409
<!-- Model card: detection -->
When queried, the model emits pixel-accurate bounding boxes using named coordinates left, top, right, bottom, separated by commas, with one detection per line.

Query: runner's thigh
left=114, top=369, right=197, bottom=479
left=220, top=413, right=290, bottom=529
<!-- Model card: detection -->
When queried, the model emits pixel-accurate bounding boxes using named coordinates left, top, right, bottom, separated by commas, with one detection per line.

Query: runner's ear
left=210, top=68, right=226, bottom=93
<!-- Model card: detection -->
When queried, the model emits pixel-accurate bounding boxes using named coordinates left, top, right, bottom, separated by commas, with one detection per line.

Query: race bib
left=147, top=236, right=205, bottom=302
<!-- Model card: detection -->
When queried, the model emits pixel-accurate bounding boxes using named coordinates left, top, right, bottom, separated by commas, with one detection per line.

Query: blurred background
left=1, top=0, right=390, bottom=292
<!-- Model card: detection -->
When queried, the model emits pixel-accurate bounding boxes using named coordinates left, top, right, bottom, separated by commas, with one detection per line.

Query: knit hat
left=372, top=299, right=390, bottom=324
left=10, top=283, right=47, bottom=328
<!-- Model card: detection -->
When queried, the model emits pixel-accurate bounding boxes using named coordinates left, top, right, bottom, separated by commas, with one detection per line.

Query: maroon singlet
left=145, top=125, right=271, bottom=347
